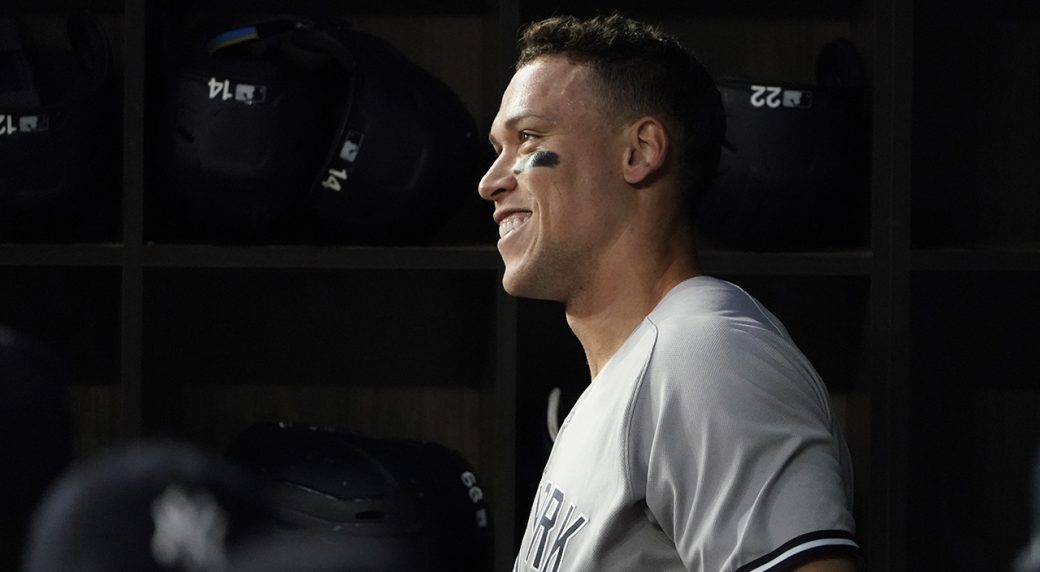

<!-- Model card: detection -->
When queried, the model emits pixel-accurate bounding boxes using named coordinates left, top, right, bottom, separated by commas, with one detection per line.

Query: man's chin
left=500, top=264, right=535, bottom=298
left=500, top=268, right=528, bottom=298
left=501, top=266, right=565, bottom=303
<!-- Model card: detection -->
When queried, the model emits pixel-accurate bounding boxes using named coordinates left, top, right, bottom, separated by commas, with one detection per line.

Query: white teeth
left=499, top=212, right=531, bottom=238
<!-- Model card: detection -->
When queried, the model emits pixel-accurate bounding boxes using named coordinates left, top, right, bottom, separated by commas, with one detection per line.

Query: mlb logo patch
left=19, top=115, right=49, bottom=132
left=235, top=84, right=266, bottom=104
left=339, top=131, right=364, bottom=162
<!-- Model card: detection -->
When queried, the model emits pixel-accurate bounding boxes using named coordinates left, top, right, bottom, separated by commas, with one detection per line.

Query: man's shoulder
left=641, top=276, right=817, bottom=401
left=647, top=276, right=785, bottom=349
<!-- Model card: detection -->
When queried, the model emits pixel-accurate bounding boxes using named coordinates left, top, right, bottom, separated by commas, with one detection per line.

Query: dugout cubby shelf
left=3, top=0, right=1039, bottom=570
left=907, top=271, right=1040, bottom=568
left=139, top=266, right=501, bottom=471
left=911, top=1, right=1040, bottom=252
left=903, top=3, right=1040, bottom=567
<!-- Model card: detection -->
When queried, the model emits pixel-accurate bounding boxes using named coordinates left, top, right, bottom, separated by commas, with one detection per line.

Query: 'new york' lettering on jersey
left=516, top=481, right=588, bottom=572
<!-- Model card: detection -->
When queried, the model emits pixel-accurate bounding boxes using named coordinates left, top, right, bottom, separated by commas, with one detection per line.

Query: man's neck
left=564, top=237, right=700, bottom=380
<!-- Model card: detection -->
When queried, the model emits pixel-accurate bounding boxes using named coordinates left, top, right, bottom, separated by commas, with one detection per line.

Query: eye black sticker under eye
left=513, top=150, right=560, bottom=174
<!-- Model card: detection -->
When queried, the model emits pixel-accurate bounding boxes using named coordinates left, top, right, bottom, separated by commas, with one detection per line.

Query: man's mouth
left=499, top=212, right=532, bottom=239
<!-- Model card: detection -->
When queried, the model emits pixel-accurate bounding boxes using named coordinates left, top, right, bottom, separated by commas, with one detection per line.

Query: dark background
left=2, top=0, right=1039, bottom=570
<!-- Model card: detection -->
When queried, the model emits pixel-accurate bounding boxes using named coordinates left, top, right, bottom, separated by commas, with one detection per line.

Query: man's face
left=479, top=56, right=632, bottom=302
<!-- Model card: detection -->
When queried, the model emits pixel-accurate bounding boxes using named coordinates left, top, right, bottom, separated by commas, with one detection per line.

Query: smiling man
left=479, top=14, right=862, bottom=572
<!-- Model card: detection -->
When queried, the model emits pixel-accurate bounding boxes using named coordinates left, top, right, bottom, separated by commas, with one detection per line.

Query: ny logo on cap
left=150, top=485, right=230, bottom=572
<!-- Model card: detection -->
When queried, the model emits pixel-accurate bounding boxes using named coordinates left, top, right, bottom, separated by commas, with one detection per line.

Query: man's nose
left=477, top=153, right=517, bottom=202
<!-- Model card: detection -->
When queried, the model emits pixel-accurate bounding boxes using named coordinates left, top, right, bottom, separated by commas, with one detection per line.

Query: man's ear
left=622, top=116, right=669, bottom=186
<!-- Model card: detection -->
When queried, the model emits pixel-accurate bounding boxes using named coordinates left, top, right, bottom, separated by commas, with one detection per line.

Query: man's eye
left=519, top=131, right=536, bottom=142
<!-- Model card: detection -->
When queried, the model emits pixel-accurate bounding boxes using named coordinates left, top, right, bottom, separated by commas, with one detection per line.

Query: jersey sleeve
left=628, top=315, right=862, bottom=571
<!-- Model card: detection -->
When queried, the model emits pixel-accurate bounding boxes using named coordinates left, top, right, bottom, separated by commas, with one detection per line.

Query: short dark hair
left=517, top=13, right=725, bottom=220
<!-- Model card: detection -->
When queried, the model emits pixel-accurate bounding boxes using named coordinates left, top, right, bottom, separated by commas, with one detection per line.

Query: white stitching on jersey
left=622, top=318, right=658, bottom=503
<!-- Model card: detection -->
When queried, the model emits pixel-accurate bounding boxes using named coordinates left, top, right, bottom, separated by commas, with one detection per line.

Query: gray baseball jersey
left=514, top=276, right=859, bottom=572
